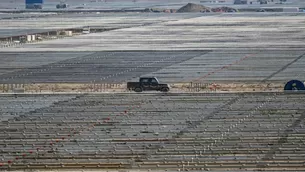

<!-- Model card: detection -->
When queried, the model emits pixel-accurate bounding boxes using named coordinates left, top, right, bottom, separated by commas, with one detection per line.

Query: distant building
left=200, top=0, right=235, bottom=4
left=234, top=0, right=284, bottom=4
left=247, top=0, right=260, bottom=4
left=25, top=0, right=44, bottom=9
left=234, top=0, right=246, bottom=4
left=258, top=0, right=283, bottom=4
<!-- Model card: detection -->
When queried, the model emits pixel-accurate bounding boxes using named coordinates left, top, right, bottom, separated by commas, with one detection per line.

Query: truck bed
left=127, top=82, right=140, bottom=90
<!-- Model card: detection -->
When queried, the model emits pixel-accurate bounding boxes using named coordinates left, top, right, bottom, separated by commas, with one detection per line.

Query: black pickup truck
left=127, top=77, right=170, bottom=92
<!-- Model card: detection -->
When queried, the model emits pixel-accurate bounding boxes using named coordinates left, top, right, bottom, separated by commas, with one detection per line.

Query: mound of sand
left=177, top=3, right=210, bottom=13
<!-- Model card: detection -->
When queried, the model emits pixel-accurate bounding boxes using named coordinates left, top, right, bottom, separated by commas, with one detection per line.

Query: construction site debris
left=211, top=6, right=238, bottom=13
left=144, top=8, right=176, bottom=13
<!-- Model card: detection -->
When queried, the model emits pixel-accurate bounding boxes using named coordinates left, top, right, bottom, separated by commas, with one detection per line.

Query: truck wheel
left=161, top=87, right=169, bottom=92
left=134, top=87, right=142, bottom=92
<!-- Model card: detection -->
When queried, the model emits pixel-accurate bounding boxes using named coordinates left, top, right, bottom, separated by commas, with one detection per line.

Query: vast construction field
left=0, top=10, right=305, bottom=171
left=0, top=92, right=305, bottom=171
left=1, top=13, right=305, bottom=87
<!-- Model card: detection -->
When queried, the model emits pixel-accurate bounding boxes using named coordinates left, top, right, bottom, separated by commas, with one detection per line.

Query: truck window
left=151, top=78, right=158, bottom=83
left=141, top=78, right=149, bottom=83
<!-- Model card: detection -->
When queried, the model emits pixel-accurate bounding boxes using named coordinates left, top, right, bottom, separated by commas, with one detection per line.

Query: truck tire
left=161, top=87, right=169, bottom=92
left=134, top=87, right=143, bottom=92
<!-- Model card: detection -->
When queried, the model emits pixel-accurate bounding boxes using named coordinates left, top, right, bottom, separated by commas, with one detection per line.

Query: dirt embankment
left=144, top=3, right=238, bottom=13
left=171, top=83, right=284, bottom=93
left=1, top=82, right=285, bottom=93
